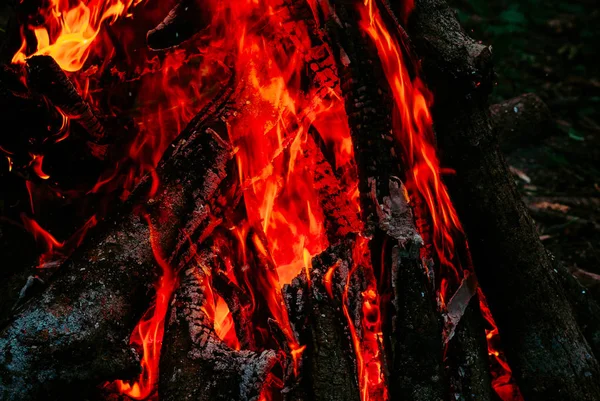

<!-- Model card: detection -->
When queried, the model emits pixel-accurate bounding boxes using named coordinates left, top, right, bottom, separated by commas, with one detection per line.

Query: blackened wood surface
left=324, top=3, right=445, bottom=399
left=284, top=242, right=361, bottom=401
left=158, top=259, right=277, bottom=401
left=405, top=0, right=600, bottom=399
left=0, top=87, right=233, bottom=401
left=445, top=298, right=494, bottom=401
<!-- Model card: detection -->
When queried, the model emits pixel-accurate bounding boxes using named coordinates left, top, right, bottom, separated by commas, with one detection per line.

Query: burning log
left=283, top=240, right=362, bottom=401
left=489, top=93, right=553, bottom=152
left=445, top=298, right=494, bottom=401
left=158, top=252, right=278, bottom=401
left=320, top=3, right=496, bottom=400
left=146, top=0, right=208, bottom=50
left=404, top=0, right=600, bottom=399
left=26, top=55, right=106, bottom=146
left=0, top=86, right=234, bottom=400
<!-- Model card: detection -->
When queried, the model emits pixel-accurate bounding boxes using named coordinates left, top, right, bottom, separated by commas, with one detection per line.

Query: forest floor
left=453, top=0, right=600, bottom=275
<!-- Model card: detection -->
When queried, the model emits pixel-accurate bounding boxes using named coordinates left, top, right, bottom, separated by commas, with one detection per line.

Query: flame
left=20, top=213, right=97, bottom=268
left=115, top=214, right=177, bottom=400
left=11, top=0, right=522, bottom=400
left=479, top=289, right=524, bottom=401
left=357, top=1, right=521, bottom=399
left=12, top=0, right=144, bottom=72
left=196, top=262, right=241, bottom=350
left=341, top=236, right=387, bottom=401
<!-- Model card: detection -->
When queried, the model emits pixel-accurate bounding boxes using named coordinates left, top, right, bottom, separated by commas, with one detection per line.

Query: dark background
left=1, top=0, right=599, bottom=274
left=452, top=0, right=600, bottom=276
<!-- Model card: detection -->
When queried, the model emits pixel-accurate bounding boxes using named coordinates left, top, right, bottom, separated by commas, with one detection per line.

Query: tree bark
left=404, top=0, right=600, bottom=399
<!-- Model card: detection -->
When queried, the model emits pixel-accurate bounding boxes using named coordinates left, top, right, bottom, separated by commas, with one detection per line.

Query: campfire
left=2, top=0, right=600, bottom=401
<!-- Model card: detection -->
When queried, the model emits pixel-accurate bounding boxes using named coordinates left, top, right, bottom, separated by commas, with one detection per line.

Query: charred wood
left=0, top=86, right=234, bottom=401
left=404, top=0, right=600, bottom=399
left=146, top=0, right=208, bottom=51
left=324, top=3, right=447, bottom=399
left=158, top=255, right=277, bottom=401
left=386, top=182, right=445, bottom=401
left=445, top=297, right=494, bottom=401
left=283, top=241, right=361, bottom=401
left=26, top=56, right=106, bottom=147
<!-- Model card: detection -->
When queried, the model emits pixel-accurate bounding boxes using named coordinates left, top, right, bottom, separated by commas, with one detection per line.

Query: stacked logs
left=1, top=0, right=600, bottom=401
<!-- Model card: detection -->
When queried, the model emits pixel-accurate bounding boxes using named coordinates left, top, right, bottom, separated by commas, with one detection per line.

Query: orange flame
left=12, top=0, right=144, bottom=72
left=341, top=236, right=387, bottom=401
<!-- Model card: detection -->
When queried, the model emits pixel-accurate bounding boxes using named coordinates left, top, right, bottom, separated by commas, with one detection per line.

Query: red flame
left=12, top=0, right=522, bottom=400
left=341, top=236, right=387, bottom=401
left=357, top=1, right=521, bottom=399
left=115, top=214, right=177, bottom=400
left=20, top=212, right=97, bottom=268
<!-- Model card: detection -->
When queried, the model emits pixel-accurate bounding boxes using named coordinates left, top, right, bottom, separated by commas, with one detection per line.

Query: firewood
left=0, top=85, right=234, bottom=400
left=146, top=0, right=208, bottom=51
left=323, top=3, right=466, bottom=399
left=386, top=183, right=445, bottom=401
left=158, top=253, right=278, bottom=401
left=283, top=240, right=362, bottom=401
left=404, top=0, right=600, bottom=399
left=489, top=93, right=553, bottom=152
left=26, top=56, right=106, bottom=146
left=445, top=298, right=494, bottom=401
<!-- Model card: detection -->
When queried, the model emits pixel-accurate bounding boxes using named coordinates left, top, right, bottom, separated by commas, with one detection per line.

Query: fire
left=12, top=0, right=144, bottom=72
left=341, top=236, right=387, bottom=401
left=11, top=0, right=521, bottom=400
left=20, top=212, right=97, bottom=268
left=115, top=214, right=177, bottom=400
left=357, top=0, right=521, bottom=399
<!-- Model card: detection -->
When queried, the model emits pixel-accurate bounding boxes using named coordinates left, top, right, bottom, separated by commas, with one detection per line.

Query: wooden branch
left=404, top=0, right=600, bottom=399
left=0, top=86, right=234, bottom=400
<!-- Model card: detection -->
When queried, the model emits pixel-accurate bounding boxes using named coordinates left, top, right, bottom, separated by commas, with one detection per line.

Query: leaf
left=568, top=128, right=585, bottom=141
left=499, top=6, right=527, bottom=25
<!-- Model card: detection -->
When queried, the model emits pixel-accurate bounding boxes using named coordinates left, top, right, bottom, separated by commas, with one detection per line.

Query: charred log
left=26, top=56, right=106, bottom=146
left=284, top=241, right=361, bottom=401
left=0, top=86, right=234, bottom=400
left=404, top=0, right=600, bottom=399
left=323, top=3, right=452, bottom=399
left=445, top=297, right=494, bottom=401
left=158, top=255, right=277, bottom=401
